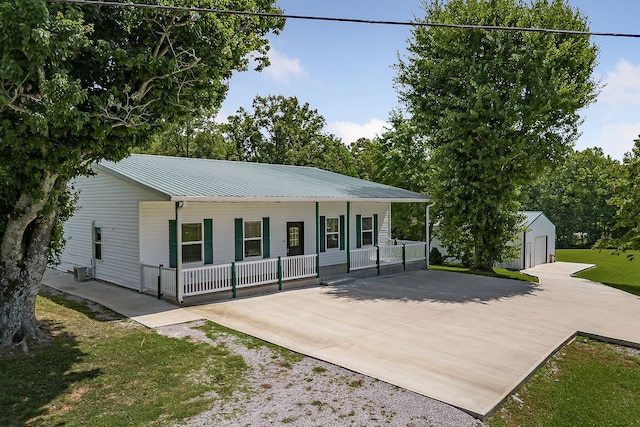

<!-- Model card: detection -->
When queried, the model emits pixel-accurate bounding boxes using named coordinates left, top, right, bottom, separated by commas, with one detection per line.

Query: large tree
left=0, top=0, right=283, bottom=349
left=597, top=137, right=640, bottom=253
left=524, top=148, right=620, bottom=248
left=224, top=94, right=355, bottom=174
left=395, top=0, right=599, bottom=270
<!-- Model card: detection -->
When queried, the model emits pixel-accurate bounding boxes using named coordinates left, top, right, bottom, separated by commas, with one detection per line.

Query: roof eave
left=170, top=196, right=432, bottom=203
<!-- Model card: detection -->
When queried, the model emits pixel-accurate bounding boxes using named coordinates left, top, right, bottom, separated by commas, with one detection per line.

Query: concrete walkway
left=42, top=269, right=203, bottom=327
left=41, top=263, right=640, bottom=419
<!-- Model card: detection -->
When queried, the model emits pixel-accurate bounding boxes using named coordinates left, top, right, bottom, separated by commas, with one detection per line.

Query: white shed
left=499, top=211, right=556, bottom=270
left=57, top=154, right=432, bottom=302
left=430, top=211, right=556, bottom=270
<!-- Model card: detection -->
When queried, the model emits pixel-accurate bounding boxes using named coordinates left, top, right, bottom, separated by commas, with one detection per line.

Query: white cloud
left=327, top=118, right=390, bottom=144
left=595, top=121, right=640, bottom=160
left=214, top=108, right=229, bottom=124
left=263, top=48, right=308, bottom=84
left=599, top=60, right=640, bottom=107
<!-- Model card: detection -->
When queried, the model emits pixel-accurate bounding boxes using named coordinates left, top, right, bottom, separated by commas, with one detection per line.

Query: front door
left=287, top=222, right=304, bottom=256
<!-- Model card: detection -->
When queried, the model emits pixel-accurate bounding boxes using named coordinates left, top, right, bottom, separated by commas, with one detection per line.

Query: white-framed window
left=93, top=226, right=102, bottom=260
left=244, top=220, right=262, bottom=258
left=326, top=217, right=339, bottom=249
left=362, top=216, right=374, bottom=246
left=182, top=223, right=202, bottom=263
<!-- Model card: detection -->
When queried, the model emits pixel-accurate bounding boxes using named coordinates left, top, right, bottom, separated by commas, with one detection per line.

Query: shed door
left=287, top=222, right=304, bottom=256
left=534, top=236, right=547, bottom=266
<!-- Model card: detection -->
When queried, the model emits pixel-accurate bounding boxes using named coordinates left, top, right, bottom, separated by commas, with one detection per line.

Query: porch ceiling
left=95, top=154, right=431, bottom=203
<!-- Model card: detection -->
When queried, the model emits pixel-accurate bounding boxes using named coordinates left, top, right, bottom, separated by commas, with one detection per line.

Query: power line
left=46, top=0, right=640, bottom=39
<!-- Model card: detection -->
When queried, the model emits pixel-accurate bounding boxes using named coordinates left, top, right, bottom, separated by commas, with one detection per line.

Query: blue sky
left=220, top=0, right=640, bottom=160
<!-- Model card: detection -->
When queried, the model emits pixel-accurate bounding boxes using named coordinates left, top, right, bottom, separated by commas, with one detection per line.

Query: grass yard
left=556, top=249, right=640, bottom=296
left=429, top=265, right=538, bottom=283
left=0, top=291, right=250, bottom=427
left=487, top=337, right=640, bottom=427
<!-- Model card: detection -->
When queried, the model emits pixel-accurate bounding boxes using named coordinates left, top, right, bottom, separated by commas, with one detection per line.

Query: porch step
left=321, top=277, right=356, bottom=286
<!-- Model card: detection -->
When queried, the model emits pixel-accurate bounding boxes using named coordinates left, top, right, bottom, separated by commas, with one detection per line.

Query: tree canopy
left=0, top=0, right=283, bottom=348
left=395, top=0, right=599, bottom=270
left=523, top=148, right=620, bottom=248
left=223, top=94, right=355, bottom=175
left=597, top=138, right=640, bottom=253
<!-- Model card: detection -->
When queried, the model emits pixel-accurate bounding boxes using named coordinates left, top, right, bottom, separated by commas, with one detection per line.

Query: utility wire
left=46, top=0, right=640, bottom=39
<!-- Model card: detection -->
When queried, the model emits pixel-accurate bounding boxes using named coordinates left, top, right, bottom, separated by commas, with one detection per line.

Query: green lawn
left=556, top=249, right=640, bottom=296
left=0, top=292, right=250, bottom=427
left=487, top=336, right=640, bottom=427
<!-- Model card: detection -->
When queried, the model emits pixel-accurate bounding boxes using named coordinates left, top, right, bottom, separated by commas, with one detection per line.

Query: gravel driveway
left=157, top=320, right=481, bottom=427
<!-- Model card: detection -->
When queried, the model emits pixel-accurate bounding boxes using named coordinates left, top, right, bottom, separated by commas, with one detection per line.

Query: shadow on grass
left=603, top=283, right=640, bottom=297
left=326, top=269, right=541, bottom=304
left=0, top=320, right=101, bottom=426
left=40, top=288, right=125, bottom=322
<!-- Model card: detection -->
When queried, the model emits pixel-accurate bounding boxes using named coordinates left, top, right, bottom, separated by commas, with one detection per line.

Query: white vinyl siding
left=139, top=201, right=392, bottom=269
left=58, top=169, right=164, bottom=289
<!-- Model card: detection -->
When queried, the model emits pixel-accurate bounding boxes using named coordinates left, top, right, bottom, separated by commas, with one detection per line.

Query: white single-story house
left=431, top=211, right=556, bottom=270
left=57, top=154, right=432, bottom=303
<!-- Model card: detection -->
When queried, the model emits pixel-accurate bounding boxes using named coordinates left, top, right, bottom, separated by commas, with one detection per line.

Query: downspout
left=175, top=201, right=185, bottom=304
left=425, top=200, right=435, bottom=268
left=346, top=202, right=351, bottom=273
left=315, top=202, right=320, bottom=278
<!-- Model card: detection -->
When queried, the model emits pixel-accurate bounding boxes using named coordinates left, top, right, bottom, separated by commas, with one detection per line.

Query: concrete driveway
left=187, top=263, right=640, bottom=419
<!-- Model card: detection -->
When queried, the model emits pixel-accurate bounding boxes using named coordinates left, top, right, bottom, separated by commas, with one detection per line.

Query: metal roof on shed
left=95, top=154, right=430, bottom=202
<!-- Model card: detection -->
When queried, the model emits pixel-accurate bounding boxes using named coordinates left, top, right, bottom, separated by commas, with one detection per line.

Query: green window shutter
left=339, top=215, right=345, bottom=251
left=262, top=217, right=270, bottom=258
left=234, top=218, right=243, bottom=261
left=356, top=215, right=362, bottom=249
left=204, top=219, right=213, bottom=264
left=169, top=220, right=177, bottom=268
left=373, top=214, right=379, bottom=246
left=320, top=216, right=326, bottom=252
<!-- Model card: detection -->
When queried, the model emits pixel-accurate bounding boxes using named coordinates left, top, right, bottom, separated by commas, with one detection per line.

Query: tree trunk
left=0, top=173, right=61, bottom=350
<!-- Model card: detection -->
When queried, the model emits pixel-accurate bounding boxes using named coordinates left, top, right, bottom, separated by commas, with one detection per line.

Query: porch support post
left=175, top=201, right=184, bottom=303
left=346, top=202, right=351, bottom=273
left=425, top=201, right=435, bottom=268
left=277, top=256, right=283, bottom=290
left=376, top=245, right=380, bottom=276
left=158, top=264, right=163, bottom=299
left=232, top=262, right=237, bottom=298
left=315, top=202, right=320, bottom=278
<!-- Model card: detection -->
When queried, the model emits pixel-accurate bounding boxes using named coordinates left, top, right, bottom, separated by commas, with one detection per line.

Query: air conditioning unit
left=73, top=266, right=88, bottom=282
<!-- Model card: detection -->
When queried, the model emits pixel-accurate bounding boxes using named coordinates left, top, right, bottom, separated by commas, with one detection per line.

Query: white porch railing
left=140, top=254, right=318, bottom=299
left=140, top=264, right=176, bottom=297
left=183, top=263, right=233, bottom=296
left=282, top=254, right=318, bottom=281
left=350, top=247, right=378, bottom=271
left=349, top=242, right=428, bottom=273
left=235, top=258, right=279, bottom=289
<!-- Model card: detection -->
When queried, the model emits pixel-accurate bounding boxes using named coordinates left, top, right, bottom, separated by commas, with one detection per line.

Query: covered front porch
left=140, top=241, right=428, bottom=304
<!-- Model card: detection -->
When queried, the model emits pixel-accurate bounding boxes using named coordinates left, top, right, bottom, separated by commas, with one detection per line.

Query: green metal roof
left=96, top=154, right=431, bottom=203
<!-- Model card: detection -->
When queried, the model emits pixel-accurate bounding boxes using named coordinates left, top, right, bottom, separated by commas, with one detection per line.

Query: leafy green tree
left=349, top=137, right=383, bottom=181
left=374, top=115, right=432, bottom=241
left=395, top=0, right=599, bottom=270
left=141, top=117, right=238, bottom=160
left=597, top=138, right=640, bottom=253
left=224, top=94, right=355, bottom=174
left=0, top=0, right=283, bottom=348
left=524, top=148, right=620, bottom=248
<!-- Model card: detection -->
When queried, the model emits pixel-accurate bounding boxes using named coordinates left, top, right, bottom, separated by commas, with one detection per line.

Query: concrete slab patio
left=185, top=262, right=640, bottom=419
left=41, top=263, right=640, bottom=420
